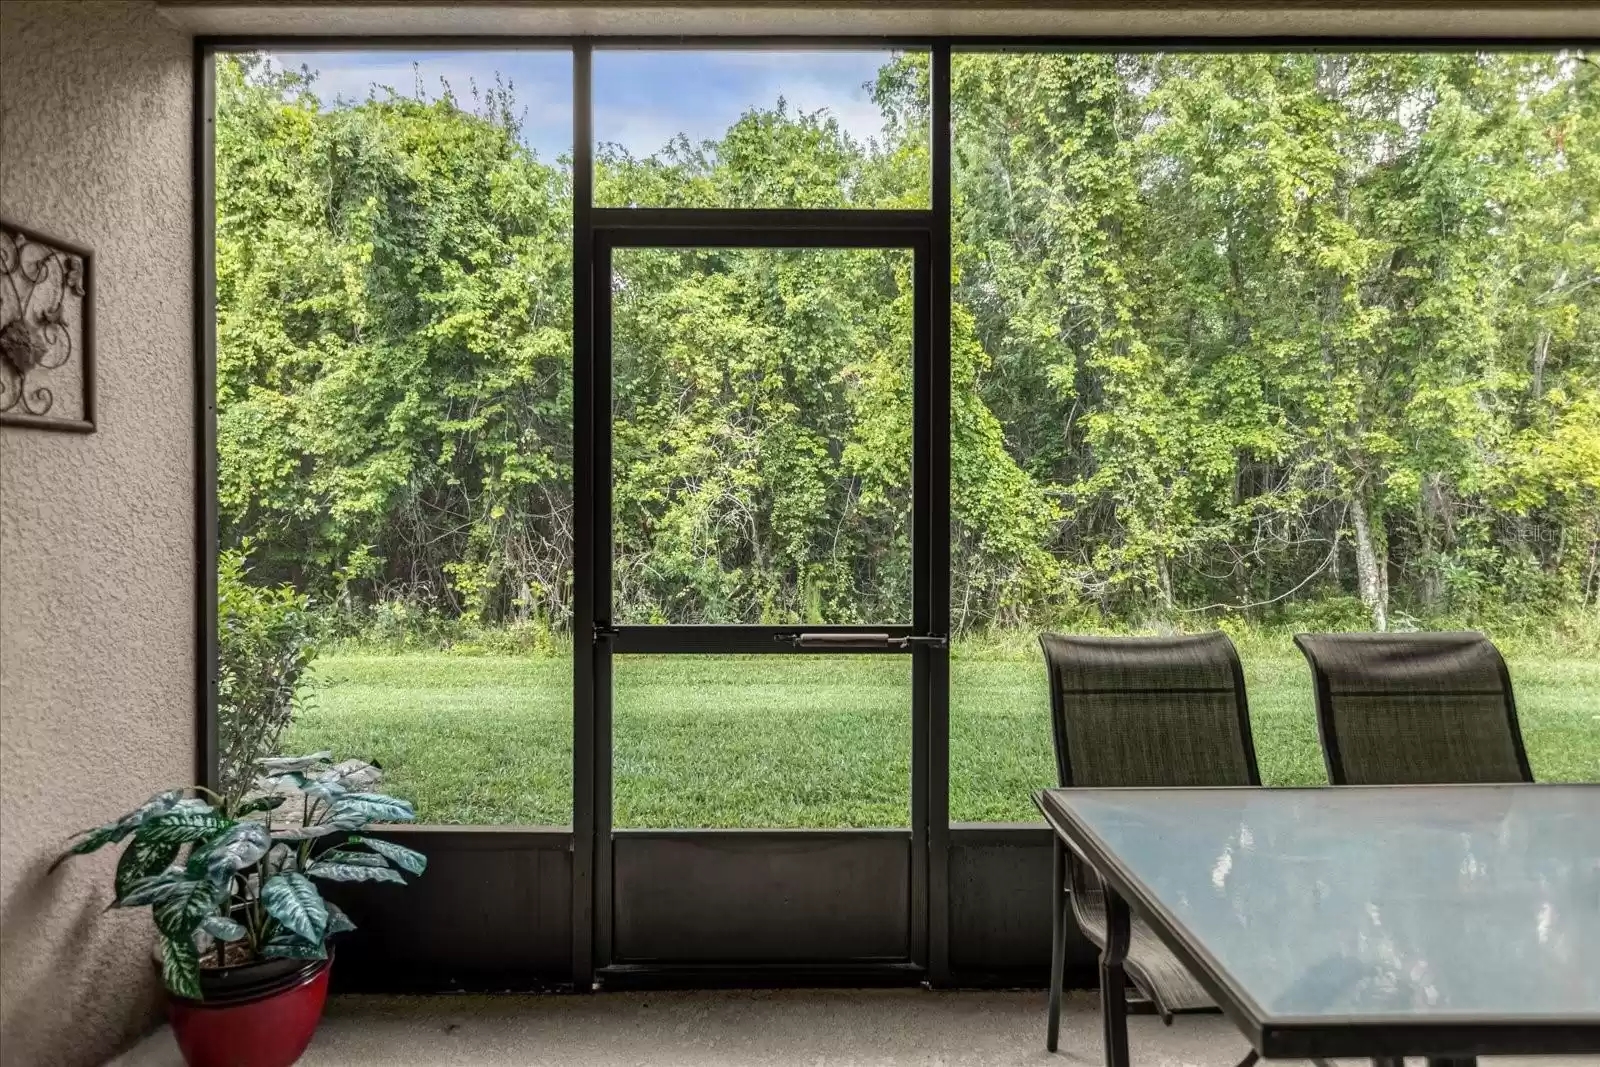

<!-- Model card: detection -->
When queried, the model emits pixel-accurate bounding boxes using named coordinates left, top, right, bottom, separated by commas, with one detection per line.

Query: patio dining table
left=1034, top=783, right=1600, bottom=1066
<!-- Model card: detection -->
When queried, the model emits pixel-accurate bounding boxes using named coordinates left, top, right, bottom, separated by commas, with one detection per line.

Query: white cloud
left=266, top=52, right=574, bottom=160
left=261, top=49, right=898, bottom=162
left=269, top=54, right=432, bottom=105
left=596, top=69, right=889, bottom=156
left=691, top=50, right=891, bottom=147
left=597, top=113, right=694, bottom=158
left=776, top=77, right=888, bottom=146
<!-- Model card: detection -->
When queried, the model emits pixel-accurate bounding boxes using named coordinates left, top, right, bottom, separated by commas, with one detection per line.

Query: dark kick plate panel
left=947, top=825, right=1098, bottom=985
left=611, top=831, right=912, bottom=963
left=327, top=828, right=572, bottom=991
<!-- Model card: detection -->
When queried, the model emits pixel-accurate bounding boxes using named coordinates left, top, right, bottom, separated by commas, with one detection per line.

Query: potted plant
left=54, top=751, right=425, bottom=1067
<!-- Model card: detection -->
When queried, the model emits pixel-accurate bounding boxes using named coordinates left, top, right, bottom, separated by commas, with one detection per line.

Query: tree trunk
left=1156, top=552, right=1175, bottom=613
left=1418, top=472, right=1453, bottom=614
left=1532, top=328, right=1552, bottom=401
left=1351, top=485, right=1388, bottom=632
left=1584, top=533, right=1600, bottom=608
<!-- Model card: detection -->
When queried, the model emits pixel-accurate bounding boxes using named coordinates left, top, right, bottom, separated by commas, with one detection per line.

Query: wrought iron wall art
left=1, top=221, right=94, bottom=432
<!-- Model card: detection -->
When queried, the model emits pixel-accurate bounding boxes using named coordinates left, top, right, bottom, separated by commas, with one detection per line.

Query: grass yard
left=288, top=645, right=1600, bottom=827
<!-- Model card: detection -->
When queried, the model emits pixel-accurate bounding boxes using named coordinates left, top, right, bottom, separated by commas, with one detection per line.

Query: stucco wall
left=0, top=2, right=194, bottom=1063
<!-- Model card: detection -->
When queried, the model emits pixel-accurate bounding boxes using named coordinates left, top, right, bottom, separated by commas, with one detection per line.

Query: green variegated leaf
left=259, top=772, right=307, bottom=790
left=319, top=759, right=383, bottom=791
left=236, top=794, right=288, bottom=817
left=331, top=793, right=415, bottom=824
left=349, top=836, right=427, bottom=876
left=263, top=842, right=293, bottom=876
left=276, top=803, right=369, bottom=841
left=306, top=861, right=406, bottom=885
left=115, top=870, right=188, bottom=908
left=272, top=819, right=352, bottom=842
left=257, top=752, right=333, bottom=774
left=201, top=914, right=248, bottom=942
left=152, top=879, right=222, bottom=939
left=127, top=790, right=186, bottom=821
left=302, top=780, right=348, bottom=804
left=138, top=810, right=233, bottom=846
left=262, top=872, right=327, bottom=943
left=315, top=849, right=388, bottom=868
left=328, top=805, right=372, bottom=828
left=188, top=821, right=272, bottom=886
left=52, top=825, right=125, bottom=868
left=160, top=935, right=202, bottom=1000
left=260, top=933, right=328, bottom=960
left=52, top=791, right=185, bottom=869
left=324, top=900, right=357, bottom=935
left=114, top=836, right=181, bottom=899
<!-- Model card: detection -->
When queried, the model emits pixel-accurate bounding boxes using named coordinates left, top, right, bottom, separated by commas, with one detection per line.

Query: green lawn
left=288, top=647, right=1600, bottom=827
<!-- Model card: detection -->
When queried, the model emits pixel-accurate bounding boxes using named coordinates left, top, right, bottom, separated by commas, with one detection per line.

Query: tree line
left=215, top=51, right=1599, bottom=637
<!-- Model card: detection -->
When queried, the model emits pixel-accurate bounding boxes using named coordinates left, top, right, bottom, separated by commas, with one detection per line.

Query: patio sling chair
left=1293, top=631, right=1533, bottom=785
left=1039, top=631, right=1259, bottom=1050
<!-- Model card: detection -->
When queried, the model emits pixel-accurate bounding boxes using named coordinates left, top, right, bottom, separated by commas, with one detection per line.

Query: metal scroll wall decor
left=0, top=221, right=94, bottom=432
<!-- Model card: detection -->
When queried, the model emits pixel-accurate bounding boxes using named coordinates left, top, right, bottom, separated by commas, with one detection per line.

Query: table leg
left=1048, top=836, right=1067, bottom=1052
left=1101, top=884, right=1132, bottom=1067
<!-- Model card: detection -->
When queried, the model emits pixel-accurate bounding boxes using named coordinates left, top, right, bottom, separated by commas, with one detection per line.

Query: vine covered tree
left=215, top=50, right=1600, bottom=639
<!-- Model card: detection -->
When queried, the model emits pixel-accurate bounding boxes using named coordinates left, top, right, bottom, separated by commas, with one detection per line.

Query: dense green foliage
left=217, top=547, right=321, bottom=805
left=944, top=52, right=1600, bottom=633
left=216, top=59, right=573, bottom=634
left=217, top=52, right=1600, bottom=636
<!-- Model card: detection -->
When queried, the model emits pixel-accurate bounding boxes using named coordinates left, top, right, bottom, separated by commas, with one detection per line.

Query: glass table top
left=1039, top=785, right=1600, bottom=1020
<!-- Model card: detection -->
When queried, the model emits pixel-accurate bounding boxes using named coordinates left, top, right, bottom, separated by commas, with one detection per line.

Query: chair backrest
left=1293, top=631, right=1531, bottom=785
left=1038, top=631, right=1260, bottom=788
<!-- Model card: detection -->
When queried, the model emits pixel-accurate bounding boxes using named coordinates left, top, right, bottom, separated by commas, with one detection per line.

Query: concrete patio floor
left=111, top=988, right=1600, bottom=1067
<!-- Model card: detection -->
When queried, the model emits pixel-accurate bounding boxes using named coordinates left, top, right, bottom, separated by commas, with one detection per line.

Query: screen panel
left=593, top=49, right=929, bottom=209
left=609, top=245, right=917, bottom=627
left=948, top=49, right=1600, bottom=821
left=214, top=48, right=576, bottom=825
left=611, top=654, right=913, bottom=830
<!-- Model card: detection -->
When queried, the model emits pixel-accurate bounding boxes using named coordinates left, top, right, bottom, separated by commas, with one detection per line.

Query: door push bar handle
left=777, top=632, right=949, bottom=650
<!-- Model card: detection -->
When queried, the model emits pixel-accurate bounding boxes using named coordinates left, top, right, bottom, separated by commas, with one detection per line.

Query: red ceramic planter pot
left=167, top=956, right=331, bottom=1067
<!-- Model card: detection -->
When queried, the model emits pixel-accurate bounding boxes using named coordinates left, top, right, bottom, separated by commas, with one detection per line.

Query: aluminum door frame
left=576, top=210, right=946, bottom=984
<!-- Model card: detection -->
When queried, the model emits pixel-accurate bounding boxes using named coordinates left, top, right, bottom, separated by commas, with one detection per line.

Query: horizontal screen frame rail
left=604, top=624, right=926, bottom=654
left=596, top=227, right=930, bottom=251
left=591, top=207, right=936, bottom=233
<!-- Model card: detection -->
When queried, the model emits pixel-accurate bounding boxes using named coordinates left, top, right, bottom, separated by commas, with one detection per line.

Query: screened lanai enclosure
left=201, top=38, right=1600, bottom=992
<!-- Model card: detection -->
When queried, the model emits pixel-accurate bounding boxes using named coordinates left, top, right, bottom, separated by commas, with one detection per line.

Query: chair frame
left=1295, top=631, right=1533, bottom=785
left=1040, top=632, right=1261, bottom=1053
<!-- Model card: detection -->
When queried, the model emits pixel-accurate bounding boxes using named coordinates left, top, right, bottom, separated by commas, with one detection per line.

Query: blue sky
left=266, top=49, right=900, bottom=164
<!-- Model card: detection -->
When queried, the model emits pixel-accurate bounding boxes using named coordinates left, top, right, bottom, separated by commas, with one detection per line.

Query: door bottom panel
left=610, top=830, right=912, bottom=964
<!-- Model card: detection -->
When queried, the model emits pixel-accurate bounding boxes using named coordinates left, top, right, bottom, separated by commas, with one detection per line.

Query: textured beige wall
left=0, top=2, right=194, bottom=1064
